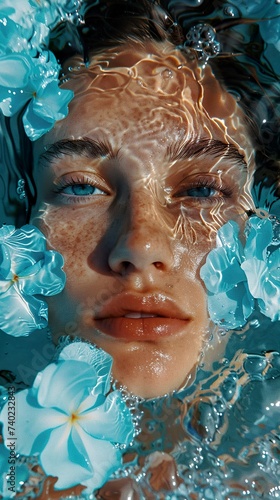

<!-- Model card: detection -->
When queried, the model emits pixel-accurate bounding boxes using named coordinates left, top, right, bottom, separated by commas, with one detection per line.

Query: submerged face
left=31, top=41, right=254, bottom=398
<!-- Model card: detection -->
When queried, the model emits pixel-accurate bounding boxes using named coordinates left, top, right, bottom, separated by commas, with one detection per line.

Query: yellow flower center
left=69, top=412, right=79, bottom=425
left=12, top=274, right=19, bottom=283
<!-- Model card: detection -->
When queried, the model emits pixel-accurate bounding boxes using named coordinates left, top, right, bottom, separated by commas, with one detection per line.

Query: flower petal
left=0, top=389, right=64, bottom=456
left=241, top=258, right=267, bottom=299
left=39, top=425, right=93, bottom=489
left=22, top=103, right=58, bottom=140
left=13, top=224, right=46, bottom=251
left=19, top=251, right=66, bottom=296
left=23, top=84, right=73, bottom=140
left=216, top=220, right=243, bottom=259
left=0, top=288, right=48, bottom=336
left=200, top=247, right=246, bottom=294
left=75, top=426, right=122, bottom=492
left=244, top=217, right=273, bottom=261
left=33, top=81, right=73, bottom=121
left=36, top=360, right=98, bottom=414
left=0, top=224, right=65, bottom=336
left=207, top=283, right=254, bottom=330
left=242, top=252, right=280, bottom=321
left=0, top=225, right=46, bottom=272
left=80, top=391, right=134, bottom=445
left=59, top=342, right=112, bottom=395
left=0, top=55, right=32, bottom=115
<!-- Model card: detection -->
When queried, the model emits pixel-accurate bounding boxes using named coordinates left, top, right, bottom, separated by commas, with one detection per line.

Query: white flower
left=0, top=224, right=66, bottom=336
left=0, top=343, right=135, bottom=492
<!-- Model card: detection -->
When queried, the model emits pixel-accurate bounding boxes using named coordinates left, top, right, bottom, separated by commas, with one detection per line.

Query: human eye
left=53, top=174, right=109, bottom=204
left=173, top=178, right=233, bottom=203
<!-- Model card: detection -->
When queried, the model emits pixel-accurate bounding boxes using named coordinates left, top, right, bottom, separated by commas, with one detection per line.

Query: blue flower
left=0, top=224, right=66, bottom=336
left=0, top=52, right=73, bottom=140
left=0, top=0, right=35, bottom=26
left=0, top=1, right=75, bottom=140
left=0, top=2, right=50, bottom=57
left=241, top=217, right=280, bottom=321
left=200, top=216, right=280, bottom=329
left=0, top=343, right=135, bottom=492
left=0, top=17, right=30, bottom=55
left=33, top=0, right=82, bottom=29
left=0, top=0, right=70, bottom=30
left=0, top=0, right=83, bottom=58
left=200, top=221, right=254, bottom=329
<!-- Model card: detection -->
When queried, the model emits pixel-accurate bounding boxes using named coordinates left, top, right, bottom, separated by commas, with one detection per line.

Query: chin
left=111, top=353, right=197, bottom=399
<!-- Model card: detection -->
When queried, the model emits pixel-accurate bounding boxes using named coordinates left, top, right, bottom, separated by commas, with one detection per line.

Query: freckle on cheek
left=44, top=214, right=103, bottom=279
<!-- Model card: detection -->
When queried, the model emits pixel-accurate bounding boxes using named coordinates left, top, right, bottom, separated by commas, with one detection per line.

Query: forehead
left=35, top=41, right=253, bottom=164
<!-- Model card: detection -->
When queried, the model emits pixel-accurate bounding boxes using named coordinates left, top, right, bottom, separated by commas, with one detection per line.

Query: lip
left=94, top=292, right=191, bottom=341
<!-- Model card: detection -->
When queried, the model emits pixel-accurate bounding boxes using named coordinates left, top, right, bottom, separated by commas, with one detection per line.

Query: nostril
left=120, top=261, right=132, bottom=274
left=118, top=260, right=164, bottom=274
left=108, top=232, right=173, bottom=274
left=154, top=261, right=164, bottom=270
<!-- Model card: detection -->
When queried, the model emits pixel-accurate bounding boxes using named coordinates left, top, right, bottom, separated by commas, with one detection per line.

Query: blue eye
left=186, top=186, right=218, bottom=197
left=174, top=184, right=220, bottom=199
left=62, top=184, right=107, bottom=196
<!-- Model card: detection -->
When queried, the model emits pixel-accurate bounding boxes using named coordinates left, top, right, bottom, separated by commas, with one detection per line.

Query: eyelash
left=53, top=175, right=108, bottom=203
left=53, top=175, right=233, bottom=206
left=173, top=178, right=233, bottom=201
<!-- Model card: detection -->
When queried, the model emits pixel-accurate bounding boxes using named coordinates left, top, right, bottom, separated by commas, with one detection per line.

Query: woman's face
left=31, top=41, right=254, bottom=397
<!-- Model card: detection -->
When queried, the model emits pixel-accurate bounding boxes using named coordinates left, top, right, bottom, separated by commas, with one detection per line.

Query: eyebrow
left=39, top=136, right=247, bottom=170
left=39, top=137, right=119, bottom=165
left=167, top=137, right=247, bottom=169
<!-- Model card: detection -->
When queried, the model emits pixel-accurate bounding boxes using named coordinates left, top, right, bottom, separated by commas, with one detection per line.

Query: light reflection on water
left=111, top=313, right=280, bottom=498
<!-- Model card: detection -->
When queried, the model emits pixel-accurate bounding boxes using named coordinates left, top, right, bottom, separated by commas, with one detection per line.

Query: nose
left=108, top=193, right=174, bottom=276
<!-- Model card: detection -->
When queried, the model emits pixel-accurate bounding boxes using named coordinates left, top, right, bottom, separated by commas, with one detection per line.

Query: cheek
left=176, top=198, right=248, bottom=260
left=174, top=212, right=218, bottom=265
left=33, top=207, right=107, bottom=281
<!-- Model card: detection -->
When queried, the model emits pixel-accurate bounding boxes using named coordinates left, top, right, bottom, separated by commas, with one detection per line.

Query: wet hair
left=2, top=0, right=280, bottom=223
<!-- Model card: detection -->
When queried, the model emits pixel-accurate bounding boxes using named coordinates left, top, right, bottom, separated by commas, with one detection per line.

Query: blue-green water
left=0, top=0, right=280, bottom=498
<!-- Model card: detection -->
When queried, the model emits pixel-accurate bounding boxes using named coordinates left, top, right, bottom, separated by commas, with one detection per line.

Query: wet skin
left=31, top=41, right=255, bottom=398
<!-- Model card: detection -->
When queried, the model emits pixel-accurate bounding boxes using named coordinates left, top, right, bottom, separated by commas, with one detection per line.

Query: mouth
left=93, top=293, right=191, bottom=341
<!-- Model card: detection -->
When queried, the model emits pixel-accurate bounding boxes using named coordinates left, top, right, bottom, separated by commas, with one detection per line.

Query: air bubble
left=243, top=355, right=267, bottom=375
left=223, top=4, right=240, bottom=17
left=221, top=373, right=237, bottom=401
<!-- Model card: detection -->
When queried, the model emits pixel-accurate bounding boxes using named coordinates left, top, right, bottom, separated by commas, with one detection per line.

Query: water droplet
left=161, top=68, right=173, bottom=80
